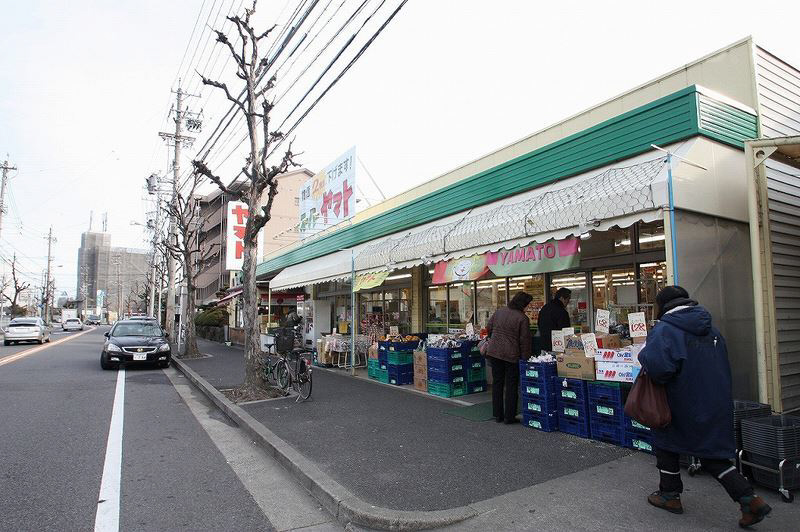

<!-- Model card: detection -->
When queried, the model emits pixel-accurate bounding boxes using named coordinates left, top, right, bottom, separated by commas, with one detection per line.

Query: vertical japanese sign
left=298, top=147, right=356, bottom=235
left=226, top=201, right=249, bottom=271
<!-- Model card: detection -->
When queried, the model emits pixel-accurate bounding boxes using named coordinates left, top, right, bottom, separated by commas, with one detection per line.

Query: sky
left=1, top=0, right=800, bottom=299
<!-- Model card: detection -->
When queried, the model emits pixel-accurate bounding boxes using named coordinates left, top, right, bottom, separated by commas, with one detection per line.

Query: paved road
left=0, top=327, right=339, bottom=531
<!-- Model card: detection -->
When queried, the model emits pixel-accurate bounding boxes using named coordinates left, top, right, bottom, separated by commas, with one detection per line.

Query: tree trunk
left=240, top=234, right=266, bottom=390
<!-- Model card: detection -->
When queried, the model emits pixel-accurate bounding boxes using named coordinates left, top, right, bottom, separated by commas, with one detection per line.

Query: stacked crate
left=587, top=382, right=626, bottom=445
left=378, top=341, right=417, bottom=386
left=554, top=377, right=590, bottom=437
left=461, top=341, right=487, bottom=394
left=623, top=415, right=654, bottom=454
left=520, top=360, right=558, bottom=431
left=426, top=347, right=466, bottom=397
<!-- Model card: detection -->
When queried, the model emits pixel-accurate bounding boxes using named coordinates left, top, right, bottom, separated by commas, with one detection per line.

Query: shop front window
left=359, top=291, right=384, bottom=337
left=427, top=285, right=448, bottom=333
left=639, top=261, right=667, bottom=322
left=448, top=283, right=475, bottom=332
left=580, top=226, right=632, bottom=258
left=385, top=289, right=411, bottom=335
left=476, top=278, right=506, bottom=330
left=550, top=272, right=589, bottom=332
left=508, top=275, right=545, bottom=334
left=592, top=267, right=637, bottom=327
left=638, top=220, right=666, bottom=251
left=335, top=295, right=351, bottom=334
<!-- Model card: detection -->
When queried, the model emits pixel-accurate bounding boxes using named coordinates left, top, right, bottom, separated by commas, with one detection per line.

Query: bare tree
left=193, top=1, right=298, bottom=391
left=162, top=171, right=218, bottom=358
left=9, top=255, right=31, bottom=318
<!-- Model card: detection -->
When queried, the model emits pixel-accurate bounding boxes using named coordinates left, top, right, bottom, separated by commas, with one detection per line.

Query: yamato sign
left=298, top=147, right=356, bottom=235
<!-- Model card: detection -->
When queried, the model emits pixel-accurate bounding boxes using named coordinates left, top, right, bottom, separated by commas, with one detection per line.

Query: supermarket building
left=255, top=38, right=800, bottom=413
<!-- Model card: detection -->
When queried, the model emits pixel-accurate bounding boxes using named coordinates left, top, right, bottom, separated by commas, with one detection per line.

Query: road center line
left=94, top=368, right=125, bottom=532
left=0, top=328, right=96, bottom=367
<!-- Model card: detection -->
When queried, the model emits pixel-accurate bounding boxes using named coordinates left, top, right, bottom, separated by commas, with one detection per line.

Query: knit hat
left=655, top=285, right=690, bottom=318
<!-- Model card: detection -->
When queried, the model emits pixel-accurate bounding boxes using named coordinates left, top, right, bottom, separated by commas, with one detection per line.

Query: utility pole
left=159, top=82, right=196, bottom=341
left=112, top=255, right=122, bottom=319
left=44, top=226, right=55, bottom=325
left=0, top=158, right=17, bottom=240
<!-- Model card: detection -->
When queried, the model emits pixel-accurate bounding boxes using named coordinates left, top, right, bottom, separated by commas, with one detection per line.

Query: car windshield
left=111, top=323, right=164, bottom=337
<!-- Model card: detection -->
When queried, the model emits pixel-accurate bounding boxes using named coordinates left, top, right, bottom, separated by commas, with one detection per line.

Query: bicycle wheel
left=276, top=359, right=290, bottom=390
left=263, top=358, right=276, bottom=385
left=297, top=370, right=312, bottom=401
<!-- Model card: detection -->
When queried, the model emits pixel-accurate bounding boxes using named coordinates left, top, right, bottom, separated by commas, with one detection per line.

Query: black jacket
left=537, top=299, right=570, bottom=351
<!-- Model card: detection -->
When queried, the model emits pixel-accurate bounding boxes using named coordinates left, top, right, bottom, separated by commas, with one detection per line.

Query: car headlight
left=106, top=343, right=122, bottom=353
left=157, top=343, right=170, bottom=353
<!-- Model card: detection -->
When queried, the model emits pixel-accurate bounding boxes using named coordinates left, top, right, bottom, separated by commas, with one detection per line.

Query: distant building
left=76, top=232, right=151, bottom=315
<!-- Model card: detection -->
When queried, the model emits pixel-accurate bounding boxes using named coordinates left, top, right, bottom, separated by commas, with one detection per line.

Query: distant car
left=85, top=315, right=101, bottom=325
left=4, top=318, right=51, bottom=345
left=128, top=316, right=158, bottom=322
left=101, top=319, right=171, bottom=370
left=62, top=318, right=84, bottom=331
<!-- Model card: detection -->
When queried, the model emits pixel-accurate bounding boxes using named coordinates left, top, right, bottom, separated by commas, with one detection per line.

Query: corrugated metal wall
left=765, top=157, right=800, bottom=412
left=755, top=47, right=800, bottom=138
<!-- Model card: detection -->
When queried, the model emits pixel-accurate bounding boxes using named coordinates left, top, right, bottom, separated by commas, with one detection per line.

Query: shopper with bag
left=485, top=292, right=533, bottom=424
left=637, top=286, right=771, bottom=528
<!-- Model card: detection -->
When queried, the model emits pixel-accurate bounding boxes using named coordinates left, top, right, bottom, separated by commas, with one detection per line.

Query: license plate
left=133, top=353, right=147, bottom=361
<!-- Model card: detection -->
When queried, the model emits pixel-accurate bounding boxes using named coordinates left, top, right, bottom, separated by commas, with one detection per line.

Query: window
left=592, top=267, right=637, bottom=327
left=638, top=220, right=666, bottom=251
left=448, top=283, right=475, bottom=331
left=638, top=261, right=667, bottom=322
left=427, top=285, right=448, bottom=333
left=476, top=277, right=506, bottom=330
left=550, top=272, right=588, bottom=332
left=580, top=226, right=632, bottom=258
left=509, top=275, right=545, bottom=334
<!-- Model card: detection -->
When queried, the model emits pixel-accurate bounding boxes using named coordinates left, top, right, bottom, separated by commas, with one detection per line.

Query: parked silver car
left=4, top=318, right=52, bottom=345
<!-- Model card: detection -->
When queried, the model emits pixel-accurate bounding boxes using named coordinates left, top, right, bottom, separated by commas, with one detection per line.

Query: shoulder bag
left=478, top=337, right=490, bottom=356
left=624, top=370, right=671, bottom=429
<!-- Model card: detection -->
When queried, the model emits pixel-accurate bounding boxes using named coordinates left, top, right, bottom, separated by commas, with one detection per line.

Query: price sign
left=389, top=325, right=399, bottom=336
left=595, top=309, right=610, bottom=334
left=551, top=330, right=565, bottom=352
left=465, top=322, right=475, bottom=336
left=562, top=327, right=574, bottom=338
left=628, top=312, right=648, bottom=337
left=581, top=333, right=598, bottom=358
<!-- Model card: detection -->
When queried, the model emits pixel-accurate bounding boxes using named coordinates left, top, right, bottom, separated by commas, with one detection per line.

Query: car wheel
left=3, top=340, right=9, bottom=346
left=100, top=354, right=116, bottom=371
left=37, top=339, right=43, bottom=344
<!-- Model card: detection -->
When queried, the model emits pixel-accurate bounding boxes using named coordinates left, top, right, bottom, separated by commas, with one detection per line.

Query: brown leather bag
left=624, top=371, right=671, bottom=429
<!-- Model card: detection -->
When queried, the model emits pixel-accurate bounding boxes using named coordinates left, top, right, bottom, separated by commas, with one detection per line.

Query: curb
left=172, top=357, right=480, bottom=530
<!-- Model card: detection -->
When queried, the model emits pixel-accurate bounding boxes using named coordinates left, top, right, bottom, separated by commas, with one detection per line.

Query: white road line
left=94, top=368, right=125, bottom=532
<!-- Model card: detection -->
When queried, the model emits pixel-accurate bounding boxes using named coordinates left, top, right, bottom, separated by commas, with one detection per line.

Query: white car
left=62, top=318, right=84, bottom=331
left=4, top=318, right=52, bottom=345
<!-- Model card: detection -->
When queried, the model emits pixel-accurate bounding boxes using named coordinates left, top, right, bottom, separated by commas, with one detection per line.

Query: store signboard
left=432, top=255, right=489, bottom=284
left=226, top=201, right=249, bottom=271
left=486, top=237, right=580, bottom=277
left=298, top=147, right=356, bottom=235
left=354, top=270, right=390, bottom=292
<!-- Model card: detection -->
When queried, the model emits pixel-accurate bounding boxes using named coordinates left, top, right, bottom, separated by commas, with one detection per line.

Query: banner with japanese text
left=354, top=271, right=390, bottom=292
left=298, top=147, right=356, bottom=236
left=226, top=201, right=249, bottom=271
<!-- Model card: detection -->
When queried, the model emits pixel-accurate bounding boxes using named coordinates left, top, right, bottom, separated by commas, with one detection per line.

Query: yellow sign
left=354, top=271, right=390, bottom=292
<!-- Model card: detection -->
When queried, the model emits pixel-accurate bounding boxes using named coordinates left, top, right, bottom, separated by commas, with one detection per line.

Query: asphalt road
left=0, top=327, right=327, bottom=532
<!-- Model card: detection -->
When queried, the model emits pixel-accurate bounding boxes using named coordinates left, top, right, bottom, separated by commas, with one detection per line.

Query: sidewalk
left=179, top=338, right=799, bottom=530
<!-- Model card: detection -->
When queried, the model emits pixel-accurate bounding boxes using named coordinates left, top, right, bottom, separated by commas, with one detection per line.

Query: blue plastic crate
left=520, top=381, right=555, bottom=398
left=519, top=360, right=557, bottom=382
left=426, top=355, right=465, bottom=372
left=523, top=411, right=559, bottom=432
left=521, top=394, right=558, bottom=415
left=426, top=347, right=463, bottom=361
left=387, top=341, right=420, bottom=352
left=588, top=381, right=626, bottom=406
left=467, top=357, right=486, bottom=369
left=590, top=420, right=626, bottom=445
left=589, top=402, right=625, bottom=425
left=388, top=367, right=413, bottom=386
left=623, top=415, right=653, bottom=436
left=552, top=376, right=589, bottom=405
left=427, top=367, right=466, bottom=384
left=467, top=380, right=487, bottom=394
left=558, top=414, right=590, bottom=438
left=459, top=340, right=480, bottom=355
left=625, top=431, right=655, bottom=454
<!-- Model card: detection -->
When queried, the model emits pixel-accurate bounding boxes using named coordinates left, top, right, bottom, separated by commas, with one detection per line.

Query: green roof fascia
left=257, top=85, right=755, bottom=277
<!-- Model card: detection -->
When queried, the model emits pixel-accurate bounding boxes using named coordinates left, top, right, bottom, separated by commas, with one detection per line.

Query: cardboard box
left=595, top=333, right=621, bottom=349
left=632, top=335, right=647, bottom=345
left=414, top=362, right=427, bottom=377
left=565, top=348, right=586, bottom=357
left=414, top=375, right=427, bottom=392
left=594, top=348, right=634, bottom=363
left=413, top=349, right=427, bottom=367
left=557, top=353, right=596, bottom=380
left=595, top=361, right=636, bottom=383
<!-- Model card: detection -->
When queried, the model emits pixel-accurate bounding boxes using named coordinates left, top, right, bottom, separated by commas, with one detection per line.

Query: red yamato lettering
left=544, top=242, right=556, bottom=259
left=231, top=204, right=249, bottom=224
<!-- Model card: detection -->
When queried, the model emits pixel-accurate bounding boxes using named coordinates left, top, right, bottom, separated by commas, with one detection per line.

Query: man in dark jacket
left=638, top=286, right=771, bottom=528
left=537, top=287, right=571, bottom=351
left=486, top=292, right=533, bottom=424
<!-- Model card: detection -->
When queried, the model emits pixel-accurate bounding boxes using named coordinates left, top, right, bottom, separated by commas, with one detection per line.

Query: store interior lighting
left=385, top=273, right=412, bottom=281
left=617, top=234, right=666, bottom=247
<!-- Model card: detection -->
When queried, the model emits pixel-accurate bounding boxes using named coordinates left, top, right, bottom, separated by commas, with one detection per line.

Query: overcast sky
left=2, top=0, right=799, bottom=298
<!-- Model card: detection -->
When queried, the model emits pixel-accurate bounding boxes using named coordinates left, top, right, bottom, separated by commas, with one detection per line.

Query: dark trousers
left=489, top=357, right=519, bottom=422
left=655, top=447, right=753, bottom=502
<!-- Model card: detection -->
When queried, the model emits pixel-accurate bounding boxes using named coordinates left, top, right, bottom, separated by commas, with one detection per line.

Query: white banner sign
left=628, top=312, right=648, bottom=337
left=226, top=201, right=249, bottom=271
left=595, top=309, right=610, bottom=334
left=581, top=333, right=598, bottom=358
left=298, top=147, right=356, bottom=235
left=551, top=330, right=565, bottom=352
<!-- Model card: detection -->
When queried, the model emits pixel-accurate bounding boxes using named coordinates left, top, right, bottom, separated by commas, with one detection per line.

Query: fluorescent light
left=385, top=273, right=411, bottom=281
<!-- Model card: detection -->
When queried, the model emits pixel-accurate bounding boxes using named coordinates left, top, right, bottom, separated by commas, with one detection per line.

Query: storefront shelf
left=558, top=415, right=590, bottom=438
left=625, top=431, right=655, bottom=454
left=523, top=411, right=559, bottom=432
left=428, top=381, right=466, bottom=398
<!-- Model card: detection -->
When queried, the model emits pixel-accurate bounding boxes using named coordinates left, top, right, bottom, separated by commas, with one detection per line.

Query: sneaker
left=738, top=495, right=771, bottom=528
left=647, top=490, right=684, bottom=514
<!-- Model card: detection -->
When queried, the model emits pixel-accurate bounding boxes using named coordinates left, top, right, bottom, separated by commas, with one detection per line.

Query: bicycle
left=268, top=326, right=312, bottom=401
left=263, top=351, right=289, bottom=389
left=284, top=349, right=312, bottom=402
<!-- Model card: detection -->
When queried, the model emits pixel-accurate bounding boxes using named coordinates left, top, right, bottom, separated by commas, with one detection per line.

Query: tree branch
left=197, top=71, right=246, bottom=114
left=193, top=160, right=245, bottom=200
